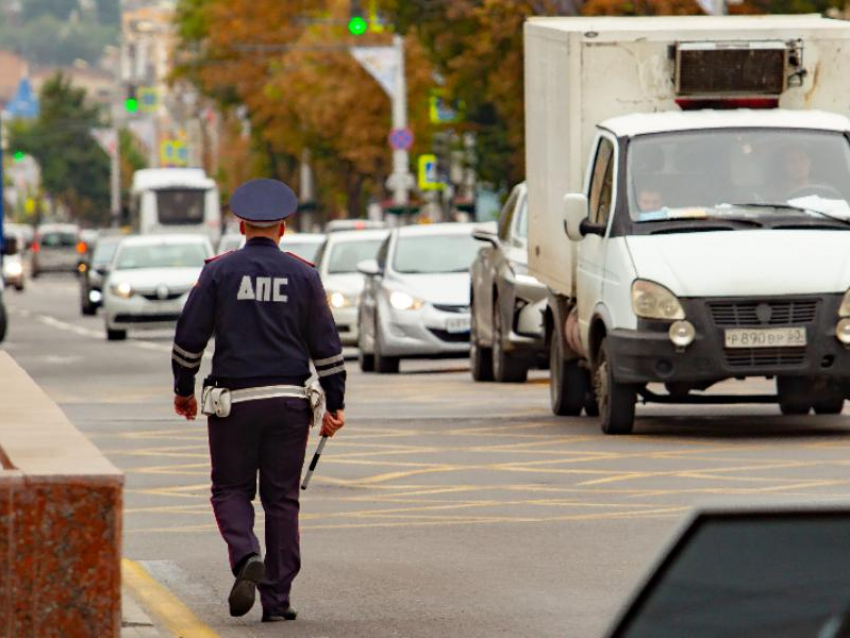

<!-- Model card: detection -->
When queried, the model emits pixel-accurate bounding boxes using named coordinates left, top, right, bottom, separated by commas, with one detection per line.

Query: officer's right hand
left=174, top=394, right=198, bottom=420
left=321, top=410, right=345, bottom=437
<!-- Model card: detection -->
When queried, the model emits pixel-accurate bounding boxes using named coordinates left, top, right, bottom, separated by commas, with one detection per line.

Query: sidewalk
left=122, top=586, right=167, bottom=638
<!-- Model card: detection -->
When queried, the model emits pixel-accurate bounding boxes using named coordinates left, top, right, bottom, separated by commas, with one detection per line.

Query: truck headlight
left=837, top=318, right=850, bottom=345
left=669, top=320, right=696, bottom=348
left=327, top=291, right=352, bottom=309
left=839, top=290, right=850, bottom=317
left=632, top=280, right=685, bottom=321
left=387, top=289, right=424, bottom=311
left=111, top=281, right=134, bottom=299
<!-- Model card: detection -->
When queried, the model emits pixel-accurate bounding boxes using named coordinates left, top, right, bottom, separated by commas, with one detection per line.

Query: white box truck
left=525, top=15, right=850, bottom=433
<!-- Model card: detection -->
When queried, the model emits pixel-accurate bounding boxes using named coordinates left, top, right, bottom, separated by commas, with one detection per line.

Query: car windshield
left=628, top=129, right=850, bottom=224
left=115, top=243, right=207, bottom=270
left=327, top=239, right=383, bottom=274
left=92, top=240, right=121, bottom=267
left=283, top=239, right=322, bottom=263
left=156, top=188, right=206, bottom=225
left=40, top=231, right=77, bottom=248
left=393, top=233, right=481, bottom=274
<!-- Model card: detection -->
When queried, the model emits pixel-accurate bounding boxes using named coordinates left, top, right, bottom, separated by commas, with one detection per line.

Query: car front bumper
left=105, top=293, right=187, bottom=330
left=332, top=305, right=358, bottom=345
left=379, top=302, right=470, bottom=358
left=607, top=294, right=850, bottom=387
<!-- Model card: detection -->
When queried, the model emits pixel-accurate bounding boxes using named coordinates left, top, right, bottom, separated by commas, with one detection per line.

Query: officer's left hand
left=174, top=394, right=198, bottom=420
left=321, top=410, right=345, bottom=437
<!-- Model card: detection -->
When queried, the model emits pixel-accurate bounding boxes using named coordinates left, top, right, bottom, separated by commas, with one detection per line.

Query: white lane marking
left=31, top=313, right=213, bottom=357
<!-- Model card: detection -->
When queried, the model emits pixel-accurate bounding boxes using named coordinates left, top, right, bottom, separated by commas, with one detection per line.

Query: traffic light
left=349, top=0, right=367, bottom=35
left=125, top=85, right=139, bottom=113
left=12, top=151, right=24, bottom=162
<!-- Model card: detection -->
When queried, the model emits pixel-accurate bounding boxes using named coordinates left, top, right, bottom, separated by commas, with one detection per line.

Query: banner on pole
left=350, top=46, right=398, bottom=98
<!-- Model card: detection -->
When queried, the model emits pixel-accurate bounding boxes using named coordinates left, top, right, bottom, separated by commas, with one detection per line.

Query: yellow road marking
left=122, top=559, right=219, bottom=638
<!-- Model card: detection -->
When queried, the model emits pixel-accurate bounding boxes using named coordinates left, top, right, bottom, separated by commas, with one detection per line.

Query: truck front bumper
left=607, top=294, right=850, bottom=386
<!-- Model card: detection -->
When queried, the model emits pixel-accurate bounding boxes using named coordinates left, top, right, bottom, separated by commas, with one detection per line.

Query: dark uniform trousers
left=208, top=397, right=311, bottom=611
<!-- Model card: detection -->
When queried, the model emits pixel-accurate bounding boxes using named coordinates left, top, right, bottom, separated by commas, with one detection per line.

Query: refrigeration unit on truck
left=525, top=15, right=850, bottom=434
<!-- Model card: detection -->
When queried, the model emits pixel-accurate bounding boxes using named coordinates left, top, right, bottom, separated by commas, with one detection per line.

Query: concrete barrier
left=0, top=352, right=123, bottom=637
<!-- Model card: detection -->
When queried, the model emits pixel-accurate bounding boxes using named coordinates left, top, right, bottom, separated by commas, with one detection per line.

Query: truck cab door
left=576, top=134, right=617, bottom=352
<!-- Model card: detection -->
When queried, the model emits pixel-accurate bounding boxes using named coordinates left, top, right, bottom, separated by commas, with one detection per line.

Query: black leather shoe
left=262, top=606, right=298, bottom=622
left=228, top=554, right=265, bottom=617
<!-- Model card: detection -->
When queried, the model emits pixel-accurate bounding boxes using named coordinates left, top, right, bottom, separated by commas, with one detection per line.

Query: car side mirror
left=472, top=228, right=499, bottom=247
left=563, top=193, right=589, bottom=242
left=357, top=259, right=382, bottom=277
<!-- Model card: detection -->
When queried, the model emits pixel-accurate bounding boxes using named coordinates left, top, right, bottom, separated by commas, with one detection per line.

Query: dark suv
left=80, top=234, right=124, bottom=315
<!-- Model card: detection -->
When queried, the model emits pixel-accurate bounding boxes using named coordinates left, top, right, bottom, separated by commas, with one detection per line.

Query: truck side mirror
left=357, top=259, right=382, bottom=277
left=563, top=193, right=589, bottom=241
left=472, top=228, right=499, bottom=247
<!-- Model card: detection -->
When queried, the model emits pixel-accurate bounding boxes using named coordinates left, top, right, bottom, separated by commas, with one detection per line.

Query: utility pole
left=389, top=34, right=410, bottom=210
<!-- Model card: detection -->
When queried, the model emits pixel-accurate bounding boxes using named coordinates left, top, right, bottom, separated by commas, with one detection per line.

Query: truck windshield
left=628, top=129, right=850, bottom=224
left=156, top=188, right=206, bottom=225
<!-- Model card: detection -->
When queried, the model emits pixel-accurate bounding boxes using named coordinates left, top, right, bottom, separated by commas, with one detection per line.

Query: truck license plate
left=724, top=327, right=806, bottom=349
left=446, top=317, right=471, bottom=334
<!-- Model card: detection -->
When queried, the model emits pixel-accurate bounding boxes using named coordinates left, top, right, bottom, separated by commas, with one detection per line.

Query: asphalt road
left=5, top=275, right=850, bottom=637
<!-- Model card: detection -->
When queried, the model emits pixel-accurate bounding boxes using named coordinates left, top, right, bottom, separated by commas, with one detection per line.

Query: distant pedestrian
left=171, top=178, right=346, bottom=622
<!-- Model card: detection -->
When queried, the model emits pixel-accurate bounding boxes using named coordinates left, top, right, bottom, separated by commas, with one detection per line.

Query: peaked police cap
left=229, top=178, right=298, bottom=223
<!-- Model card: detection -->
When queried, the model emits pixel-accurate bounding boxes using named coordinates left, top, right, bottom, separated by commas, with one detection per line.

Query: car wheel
left=492, top=300, right=527, bottom=383
left=470, top=296, right=493, bottom=382
left=0, top=304, right=7, bottom=343
left=358, top=314, right=375, bottom=373
left=106, top=327, right=127, bottom=341
left=549, top=334, right=586, bottom=416
left=594, top=338, right=636, bottom=435
left=374, top=314, right=399, bottom=374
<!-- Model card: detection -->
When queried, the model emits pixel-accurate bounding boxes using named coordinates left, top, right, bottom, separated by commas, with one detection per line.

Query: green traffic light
left=348, top=16, right=367, bottom=35
left=13, top=151, right=24, bottom=162
left=125, top=98, right=139, bottom=113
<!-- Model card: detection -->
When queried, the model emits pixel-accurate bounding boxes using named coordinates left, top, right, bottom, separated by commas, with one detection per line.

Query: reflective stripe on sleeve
left=172, top=352, right=202, bottom=370
left=314, top=353, right=344, bottom=368
left=173, top=343, right=203, bottom=360
left=317, top=363, right=345, bottom=378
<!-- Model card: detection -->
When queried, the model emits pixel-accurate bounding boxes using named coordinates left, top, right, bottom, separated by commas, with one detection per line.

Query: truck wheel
left=777, top=377, right=811, bottom=415
left=469, top=299, right=493, bottom=381
left=493, top=303, right=527, bottom=383
left=813, top=396, right=844, bottom=415
left=595, top=339, right=636, bottom=435
left=549, top=335, right=585, bottom=416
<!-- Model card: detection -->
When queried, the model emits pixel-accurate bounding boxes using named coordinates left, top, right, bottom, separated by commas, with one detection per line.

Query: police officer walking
left=171, top=178, right=346, bottom=622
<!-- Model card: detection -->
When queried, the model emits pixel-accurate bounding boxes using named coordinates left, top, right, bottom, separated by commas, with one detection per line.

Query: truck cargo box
left=524, top=15, right=850, bottom=297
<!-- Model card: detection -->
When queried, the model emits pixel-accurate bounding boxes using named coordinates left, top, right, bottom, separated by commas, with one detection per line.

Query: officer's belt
left=230, top=384, right=308, bottom=403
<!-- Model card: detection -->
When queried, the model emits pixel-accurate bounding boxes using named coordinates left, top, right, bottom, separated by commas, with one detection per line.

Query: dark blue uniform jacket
left=171, top=237, right=346, bottom=412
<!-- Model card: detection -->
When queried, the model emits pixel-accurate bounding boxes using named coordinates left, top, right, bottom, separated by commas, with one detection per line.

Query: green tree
left=8, top=73, right=110, bottom=226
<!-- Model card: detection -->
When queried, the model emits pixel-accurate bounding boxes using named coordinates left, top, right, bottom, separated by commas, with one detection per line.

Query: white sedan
left=356, top=223, right=484, bottom=373
left=315, top=229, right=388, bottom=345
left=103, top=235, right=213, bottom=341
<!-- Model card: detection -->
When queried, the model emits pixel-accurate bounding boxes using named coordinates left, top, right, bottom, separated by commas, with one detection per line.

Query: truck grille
left=708, top=300, right=818, bottom=327
left=724, top=347, right=807, bottom=369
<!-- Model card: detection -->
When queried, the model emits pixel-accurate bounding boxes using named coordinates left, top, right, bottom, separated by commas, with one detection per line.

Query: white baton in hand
left=301, top=435, right=328, bottom=491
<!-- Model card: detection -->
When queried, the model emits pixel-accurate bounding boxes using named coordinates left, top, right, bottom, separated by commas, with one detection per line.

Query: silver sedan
left=356, top=223, right=483, bottom=373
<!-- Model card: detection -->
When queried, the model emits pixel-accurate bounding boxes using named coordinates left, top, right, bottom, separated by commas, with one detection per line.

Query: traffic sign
left=388, top=128, right=414, bottom=151
left=418, top=154, right=444, bottom=191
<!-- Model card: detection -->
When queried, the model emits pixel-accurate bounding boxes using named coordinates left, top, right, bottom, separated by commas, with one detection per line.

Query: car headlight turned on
left=387, top=289, right=424, bottom=311
left=631, top=279, right=685, bottom=321
left=327, top=291, right=350, bottom=309
left=111, top=281, right=134, bottom=299
left=5, top=261, right=23, bottom=277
